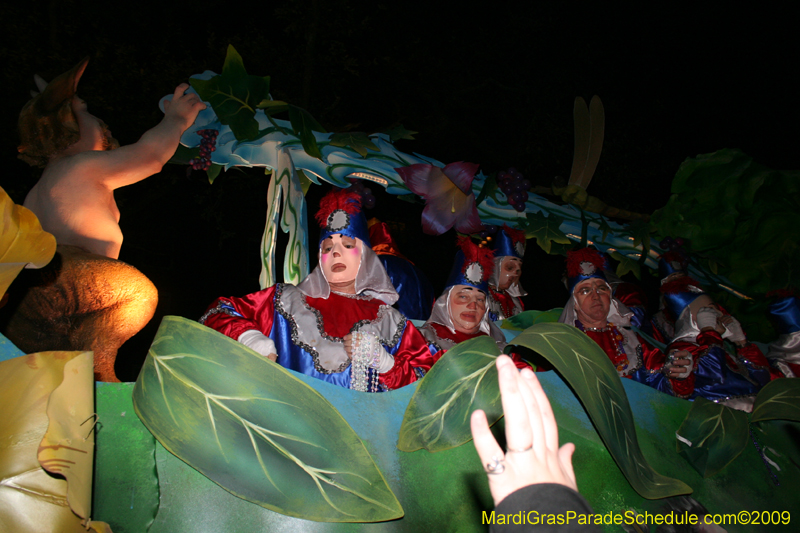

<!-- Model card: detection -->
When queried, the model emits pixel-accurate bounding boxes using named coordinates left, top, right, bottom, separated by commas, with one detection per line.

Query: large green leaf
left=499, top=308, right=563, bottom=331
left=508, top=323, right=692, bottom=499
left=751, top=378, right=800, bottom=423
left=329, top=132, right=380, bottom=157
left=288, top=104, right=326, bottom=160
left=190, top=45, right=270, bottom=142
left=397, top=336, right=502, bottom=452
left=675, top=398, right=749, bottom=478
left=522, top=210, right=571, bottom=254
left=132, top=316, right=402, bottom=523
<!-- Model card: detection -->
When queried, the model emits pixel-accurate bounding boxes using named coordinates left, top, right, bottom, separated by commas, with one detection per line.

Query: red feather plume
left=457, top=235, right=494, bottom=282
left=766, top=288, right=797, bottom=299
left=502, top=224, right=526, bottom=245
left=660, top=276, right=704, bottom=295
left=566, top=248, right=607, bottom=278
left=315, top=189, right=362, bottom=227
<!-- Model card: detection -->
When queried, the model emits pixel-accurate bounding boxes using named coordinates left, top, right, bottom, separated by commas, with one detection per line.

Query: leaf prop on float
left=498, top=308, right=564, bottom=331
left=676, top=379, right=800, bottom=478
left=675, top=398, right=750, bottom=478
left=132, top=316, right=403, bottom=523
left=398, top=337, right=502, bottom=453
left=0, top=351, right=111, bottom=532
left=398, top=322, right=691, bottom=499
left=0, top=186, right=56, bottom=298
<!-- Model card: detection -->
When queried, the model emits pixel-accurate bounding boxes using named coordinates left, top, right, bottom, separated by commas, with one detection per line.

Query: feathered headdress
left=445, top=236, right=495, bottom=292
left=492, top=224, right=526, bottom=259
left=315, top=188, right=371, bottom=246
left=565, top=248, right=608, bottom=293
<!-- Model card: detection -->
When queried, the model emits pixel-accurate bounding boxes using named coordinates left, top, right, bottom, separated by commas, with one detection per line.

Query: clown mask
left=320, top=234, right=362, bottom=286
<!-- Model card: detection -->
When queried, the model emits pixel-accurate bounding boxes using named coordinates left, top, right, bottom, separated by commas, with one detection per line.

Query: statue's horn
left=37, top=56, right=89, bottom=113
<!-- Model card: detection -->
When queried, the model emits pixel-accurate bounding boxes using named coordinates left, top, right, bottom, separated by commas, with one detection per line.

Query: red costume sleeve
left=201, top=287, right=277, bottom=342
left=379, top=321, right=443, bottom=390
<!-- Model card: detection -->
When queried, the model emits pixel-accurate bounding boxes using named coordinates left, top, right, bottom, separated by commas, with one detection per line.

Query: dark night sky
left=1, top=2, right=797, bottom=379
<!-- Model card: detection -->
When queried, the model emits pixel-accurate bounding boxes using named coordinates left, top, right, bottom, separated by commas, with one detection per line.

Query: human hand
left=162, top=83, right=206, bottom=131
left=720, top=316, right=746, bottom=346
left=696, top=307, right=724, bottom=333
left=664, top=349, right=693, bottom=379
left=343, top=333, right=354, bottom=360
left=471, top=355, right=577, bottom=506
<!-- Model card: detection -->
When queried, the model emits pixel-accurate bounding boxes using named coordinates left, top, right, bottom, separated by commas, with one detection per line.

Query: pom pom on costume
left=658, top=250, right=690, bottom=280
left=566, top=248, right=608, bottom=293
left=445, top=236, right=494, bottom=291
left=315, top=188, right=371, bottom=245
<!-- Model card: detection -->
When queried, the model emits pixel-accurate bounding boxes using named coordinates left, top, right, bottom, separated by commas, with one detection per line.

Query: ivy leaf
left=751, top=379, right=800, bottom=423
left=509, top=323, right=692, bottom=499
left=288, top=105, right=326, bottom=161
left=256, top=99, right=289, bottom=113
left=675, top=397, right=749, bottom=478
left=328, top=132, right=380, bottom=158
left=206, top=164, right=223, bottom=184
left=610, top=251, right=641, bottom=279
left=594, top=215, right=614, bottom=243
left=297, top=169, right=314, bottom=195
left=474, top=172, right=500, bottom=206
left=398, top=337, right=502, bottom=452
left=133, top=317, right=402, bottom=522
left=190, top=45, right=270, bottom=142
left=383, top=124, right=417, bottom=142
left=522, top=211, right=571, bottom=254
left=167, top=143, right=199, bottom=165
left=625, top=219, right=653, bottom=259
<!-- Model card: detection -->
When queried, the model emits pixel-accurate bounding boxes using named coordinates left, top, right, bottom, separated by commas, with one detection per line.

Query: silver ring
left=485, top=455, right=505, bottom=475
left=507, top=444, right=534, bottom=453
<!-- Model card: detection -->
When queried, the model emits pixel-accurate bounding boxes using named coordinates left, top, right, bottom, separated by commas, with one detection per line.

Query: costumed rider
left=419, top=236, right=530, bottom=369
left=651, top=250, right=692, bottom=342
left=558, top=248, right=695, bottom=398
left=367, top=218, right=435, bottom=321
left=659, top=276, right=777, bottom=409
left=200, top=189, right=436, bottom=392
left=765, top=291, right=800, bottom=378
left=486, top=225, right=527, bottom=321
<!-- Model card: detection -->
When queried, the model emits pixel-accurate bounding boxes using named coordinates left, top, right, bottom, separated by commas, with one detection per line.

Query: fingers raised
left=497, top=355, right=534, bottom=454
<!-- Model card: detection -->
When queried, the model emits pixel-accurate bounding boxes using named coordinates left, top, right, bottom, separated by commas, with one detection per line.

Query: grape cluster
left=190, top=129, right=218, bottom=171
left=659, top=236, right=686, bottom=251
left=348, top=179, right=377, bottom=209
left=497, top=168, right=531, bottom=212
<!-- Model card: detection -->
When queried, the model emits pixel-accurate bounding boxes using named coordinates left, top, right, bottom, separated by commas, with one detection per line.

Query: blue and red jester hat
left=315, top=189, right=371, bottom=247
left=445, top=235, right=495, bottom=293
left=492, top=224, right=526, bottom=260
left=566, top=248, right=610, bottom=294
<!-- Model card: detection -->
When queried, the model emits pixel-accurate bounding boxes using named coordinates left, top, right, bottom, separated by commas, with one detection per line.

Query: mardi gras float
left=2, top=46, right=799, bottom=532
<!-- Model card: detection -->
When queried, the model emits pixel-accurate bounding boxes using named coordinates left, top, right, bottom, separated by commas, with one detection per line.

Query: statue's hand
left=163, top=83, right=206, bottom=131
